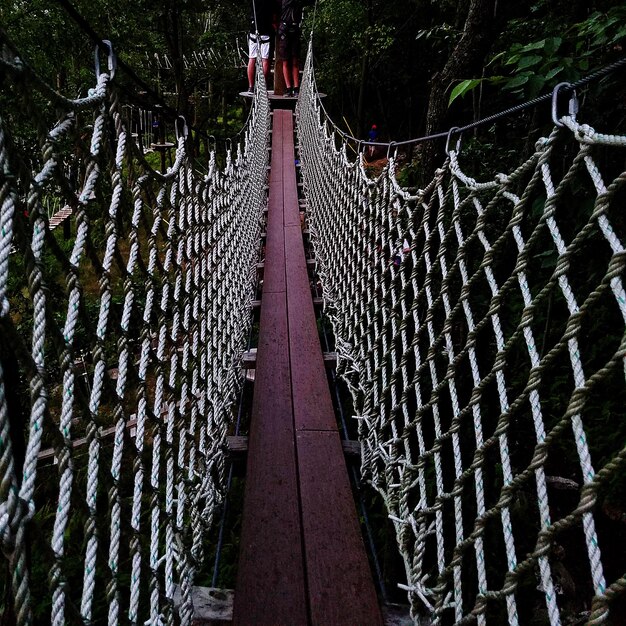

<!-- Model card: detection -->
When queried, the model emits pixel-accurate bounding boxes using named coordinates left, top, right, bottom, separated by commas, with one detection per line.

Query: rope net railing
left=297, top=42, right=626, bottom=625
left=0, top=36, right=269, bottom=624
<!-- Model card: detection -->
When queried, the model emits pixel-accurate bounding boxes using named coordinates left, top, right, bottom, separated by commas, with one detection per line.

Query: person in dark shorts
left=278, top=0, right=306, bottom=97
left=247, top=0, right=277, bottom=93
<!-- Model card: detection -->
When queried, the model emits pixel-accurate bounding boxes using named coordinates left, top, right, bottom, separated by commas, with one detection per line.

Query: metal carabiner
left=445, top=126, right=462, bottom=156
left=175, top=116, right=189, bottom=140
left=551, top=82, right=579, bottom=127
left=94, top=40, right=116, bottom=80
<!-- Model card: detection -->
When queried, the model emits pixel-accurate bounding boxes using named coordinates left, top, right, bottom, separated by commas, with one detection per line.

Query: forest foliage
left=1, top=1, right=626, bottom=622
left=2, top=0, right=624, bottom=156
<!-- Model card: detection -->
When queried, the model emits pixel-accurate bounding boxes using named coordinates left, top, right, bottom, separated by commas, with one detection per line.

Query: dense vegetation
left=1, top=0, right=625, bottom=622
left=3, top=0, right=624, bottom=157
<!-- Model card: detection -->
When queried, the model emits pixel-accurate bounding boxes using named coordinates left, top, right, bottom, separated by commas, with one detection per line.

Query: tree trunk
left=356, top=0, right=373, bottom=138
left=357, top=54, right=368, bottom=138
left=421, top=0, right=500, bottom=181
left=164, top=3, right=193, bottom=155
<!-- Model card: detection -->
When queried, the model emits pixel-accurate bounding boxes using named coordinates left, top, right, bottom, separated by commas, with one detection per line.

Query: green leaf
left=519, top=40, right=545, bottom=53
left=448, top=78, right=482, bottom=106
left=503, top=74, right=530, bottom=90
left=517, top=55, right=542, bottom=70
left=545, top=66, right=563, bottom=80
left=488, top=51, right=506, bottom=65
left=544, top=37, right=562, bottom=56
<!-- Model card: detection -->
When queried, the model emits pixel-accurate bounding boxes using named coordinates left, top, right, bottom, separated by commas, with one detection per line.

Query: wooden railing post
left=273, top=34, right=286, bottom=96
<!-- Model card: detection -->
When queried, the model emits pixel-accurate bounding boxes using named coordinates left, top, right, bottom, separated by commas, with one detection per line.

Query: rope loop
left=94, top=39, right=116, bottom=80
left=551, top=82, right=578, bottom=127
left=386, top=141, right=397, bottom=160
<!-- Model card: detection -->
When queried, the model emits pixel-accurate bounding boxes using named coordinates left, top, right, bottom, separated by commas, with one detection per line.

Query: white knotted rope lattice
left=297, top=41, right=626, bottom=626
left=0, top=40, right=269, bottom=624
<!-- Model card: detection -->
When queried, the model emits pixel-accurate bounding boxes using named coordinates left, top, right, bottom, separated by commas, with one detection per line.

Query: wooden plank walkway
left=48, top=206, right=72, bottom=231
left=233, top=110, right=383, bottom=626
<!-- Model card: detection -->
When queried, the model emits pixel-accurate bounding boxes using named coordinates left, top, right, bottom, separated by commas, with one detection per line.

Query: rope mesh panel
left=0, top=41, right=269, bottom=624
left=297, top=42, right=626, bottom=626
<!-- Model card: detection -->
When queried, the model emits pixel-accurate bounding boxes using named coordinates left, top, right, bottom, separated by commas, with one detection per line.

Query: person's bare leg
left=247, top=57, right=256, bottom=91
left=282, top=59, right=292, bottom=89
left=292, top=57, right=299, bottom=88
left=262, top=58, right=270, bottom=80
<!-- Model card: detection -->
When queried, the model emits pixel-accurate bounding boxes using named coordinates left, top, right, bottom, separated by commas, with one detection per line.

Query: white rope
left=0, top=45, right=269, bottom=625
left=297, top=39, right=626, bottom=626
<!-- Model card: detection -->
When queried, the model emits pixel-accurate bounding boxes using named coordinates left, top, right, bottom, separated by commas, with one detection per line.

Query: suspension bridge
left=1, top=26, right=626, bottom=626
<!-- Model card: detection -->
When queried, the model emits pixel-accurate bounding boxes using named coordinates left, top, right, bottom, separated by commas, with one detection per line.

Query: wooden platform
left=233, top=110, right=383, bottom=625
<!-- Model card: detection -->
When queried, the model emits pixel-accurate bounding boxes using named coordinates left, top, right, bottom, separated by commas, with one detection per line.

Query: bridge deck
left=233, top=110, right=383, bottom=625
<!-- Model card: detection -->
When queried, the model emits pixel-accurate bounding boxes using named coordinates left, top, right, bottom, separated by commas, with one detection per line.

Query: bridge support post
left=273, top=34, right=286, bottom=96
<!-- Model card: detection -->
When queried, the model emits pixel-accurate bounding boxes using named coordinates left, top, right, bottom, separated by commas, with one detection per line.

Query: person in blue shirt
left=367, top=124, right=378, bottom=158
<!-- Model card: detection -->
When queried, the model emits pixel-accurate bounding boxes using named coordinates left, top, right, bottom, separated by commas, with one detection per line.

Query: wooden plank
left=281, top=114, right=300, bottom=228
left=261, top=111, right=286, bottom=294
left=278, top=111, right=381, bottom=622
left=252, top=296, right=323, bottom=310
left=48, top=206, right=73, bottom=231
left=241, top=349, right=257, bottom=369
left=284, top=224, right=337, bottom=432
left=242, top=349, right=336, bottom=369
left=297, top=430, right=383, bottom=626
left=257, top=258, right=315, bottom=271
left=226, top=435, right=249, bottom=457
left=233, top=292, right=307, bottom=625
left=226, top=435, right=361, bottom=460
left=341, top=439, right=361, bottom=459
left=233, top=111, right=307, bottom=624
left=38, top=414, right=140, bottom=463
left=236, top=108, right=380, bottom=625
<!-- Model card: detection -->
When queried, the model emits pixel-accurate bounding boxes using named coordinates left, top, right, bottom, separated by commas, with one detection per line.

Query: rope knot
left=397, top=582, right=435, bottom=613
left=0, top=497, right=34, bottom=554
left=574, top=122, right=595, bottom=142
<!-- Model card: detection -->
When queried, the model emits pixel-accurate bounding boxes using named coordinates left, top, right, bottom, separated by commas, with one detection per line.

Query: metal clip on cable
left=175, top=116, right=189, bottom=141
left=94, top=39, right=116, bottom=80
left=445, top=126, right=462, bottom=156
left=551, top=82, right=579, bottom=127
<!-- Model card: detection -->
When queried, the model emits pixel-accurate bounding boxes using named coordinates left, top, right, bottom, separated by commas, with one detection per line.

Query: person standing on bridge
left=247, top=0, right=278, bottom=93
left=278, top=0, right=310, bottom=97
